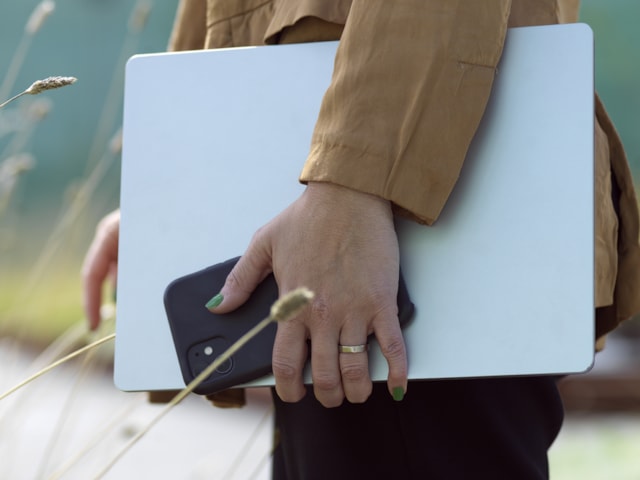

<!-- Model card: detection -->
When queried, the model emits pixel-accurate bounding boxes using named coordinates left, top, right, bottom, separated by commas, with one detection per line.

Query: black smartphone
left=164, top=256, right=414, bottom=395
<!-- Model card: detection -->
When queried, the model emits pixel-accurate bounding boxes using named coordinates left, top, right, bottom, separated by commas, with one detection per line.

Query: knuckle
left=369, top=287, right=393, bottom=307
left=271, top=358, right=301, bottom=383
left=312, top=372, right=342, bottom=393
left=340, top=363, right=368, bottom=382
left=379, top=335, right=406, bottom=361
left=250, top=224, right=268, bottom=245
left=249, top=226, right=272, bottom=257
left=225, top=266, right=256, bottom=297
left=372, top=301, right=400, bottom=321
left=224, top=268, right=243, bottom=290
left=309, top=298, right=330, bottom=320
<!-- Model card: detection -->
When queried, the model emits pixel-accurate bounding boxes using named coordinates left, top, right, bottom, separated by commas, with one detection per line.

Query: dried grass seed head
left=1, top=154, right=36, bottom=178
left=25, top=76, right=76, bottom=95
left=26, top=0, right=55, bottom=35
left=270, top=287, right=315, bottom=322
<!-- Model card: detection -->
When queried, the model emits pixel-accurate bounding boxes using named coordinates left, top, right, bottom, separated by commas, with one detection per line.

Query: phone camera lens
left=215, top=357, right=233, bottom=375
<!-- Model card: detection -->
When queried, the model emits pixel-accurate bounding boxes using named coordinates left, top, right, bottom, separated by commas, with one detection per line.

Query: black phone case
left=164, top=256, right=415, bottom=395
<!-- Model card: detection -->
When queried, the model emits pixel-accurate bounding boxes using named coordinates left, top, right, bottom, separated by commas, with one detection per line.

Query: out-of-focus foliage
left=581, top=0, right=640, bottom=176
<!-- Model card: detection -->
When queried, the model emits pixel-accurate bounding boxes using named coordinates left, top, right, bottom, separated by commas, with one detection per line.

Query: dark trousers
left=271, top=376, right=564, bottom=480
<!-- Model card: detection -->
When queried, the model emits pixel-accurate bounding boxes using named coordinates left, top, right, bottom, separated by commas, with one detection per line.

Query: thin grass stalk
left=0, top=152, right=36, bottom=215
left=0, top=325, right=100, bottom=476
left=47, top=396, right=145, bottom=480
left=0, top=306, right=112, bottom=425
left=0, top=1, right=55, bottom=102
left=4, top=147, right=116, bottom=324
left=220, top=405, right=273, bottom=480
left=0, top=35, right=33, bottom=105
left=32, top=310, right=116, bottom=478
left=0, top=319, right=87, bottom=425
left=82, top=0, right=151, bottom=175
left=92, top=288, right=313, bottom=479
left=1, top=2, right=139, bottom=331
left=0, top=121, right=36, bottom=157
left=92, top=317, right=275, bottom=479
left=0, top=91, right=29, bottom=110
left=128, top=0, right=152, bottom=34
left=28, top=320, right=92, bottom=372
left=36, top=344, right=99, bottom=479
left=0, top=98, right=51, bottom=160
left=247, top=445, right=274, bottom=480
left=0, top=324, right=90, bottom=477
left=0, top=322, right=113, bottom=477
left=0, top=333, right=115, bottom=401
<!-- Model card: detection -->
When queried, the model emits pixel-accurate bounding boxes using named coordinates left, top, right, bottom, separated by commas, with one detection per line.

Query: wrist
left=306, top=181, right=392, bottom=213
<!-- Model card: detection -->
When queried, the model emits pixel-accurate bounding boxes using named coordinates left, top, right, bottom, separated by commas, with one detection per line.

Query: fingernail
left=392, top=387, right=405, bottom=402
left=205, top=293, right=223, bottom=310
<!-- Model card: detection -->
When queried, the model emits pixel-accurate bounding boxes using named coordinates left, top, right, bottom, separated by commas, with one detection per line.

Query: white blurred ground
left=550, top=414, right=640, bottom=480
left=1, top=339, right=640, bottom=480
left=0, top=341, right=272, bottom=480
left=549, top=332, right=640, bottom=480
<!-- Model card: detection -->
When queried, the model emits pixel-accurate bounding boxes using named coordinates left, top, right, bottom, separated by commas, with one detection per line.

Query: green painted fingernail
left=392, top=387, right=405, bottom=402
left=205, top=293, right=223, bottom=310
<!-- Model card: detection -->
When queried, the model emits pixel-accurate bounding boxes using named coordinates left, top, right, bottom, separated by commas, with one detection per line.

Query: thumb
left=206, top=234, right=272, bottom=314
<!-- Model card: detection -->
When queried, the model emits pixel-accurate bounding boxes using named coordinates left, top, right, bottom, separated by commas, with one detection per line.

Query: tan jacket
left=169, top=0, right=640, bottom=338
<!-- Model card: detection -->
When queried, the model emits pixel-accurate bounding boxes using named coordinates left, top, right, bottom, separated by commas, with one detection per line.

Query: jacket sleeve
left=299, top=0, right=511, bottom=225
left=168, top=0, right=207, bottom=52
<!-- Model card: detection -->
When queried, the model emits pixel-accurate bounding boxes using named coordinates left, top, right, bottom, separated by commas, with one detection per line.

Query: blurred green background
left=0, top=0, right=639, bottom=343
left=0, top=0, right=178, bottom=342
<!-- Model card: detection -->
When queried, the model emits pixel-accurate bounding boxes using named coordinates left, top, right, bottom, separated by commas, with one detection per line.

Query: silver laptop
left=115, top=23, right=595, bottom=391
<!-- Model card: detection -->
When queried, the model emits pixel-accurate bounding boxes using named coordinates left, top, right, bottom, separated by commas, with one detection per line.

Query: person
left=82, top=1, right=640, bottom=478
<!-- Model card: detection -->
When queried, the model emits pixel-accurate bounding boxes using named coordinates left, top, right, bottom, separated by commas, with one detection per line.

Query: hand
left=82, top=209, right=120, bottom=330
left=208, top=183, right=407, bottom=407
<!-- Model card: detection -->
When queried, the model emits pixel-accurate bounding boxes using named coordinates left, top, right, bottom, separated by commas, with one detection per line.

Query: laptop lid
left=115, top=23, right=594, bottom=391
